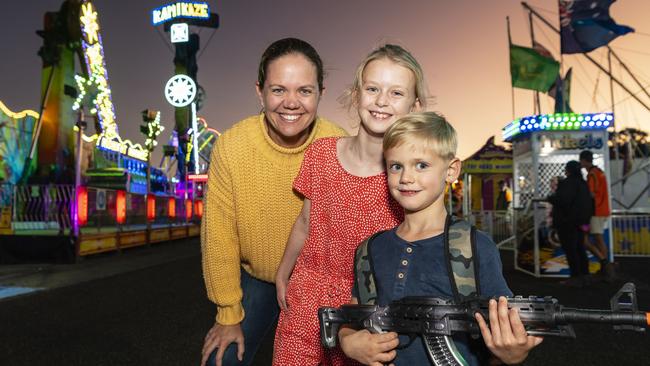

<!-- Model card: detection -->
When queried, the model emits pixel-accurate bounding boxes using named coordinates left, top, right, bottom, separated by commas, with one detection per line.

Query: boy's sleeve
left=475, top=231, right=513, bottom=297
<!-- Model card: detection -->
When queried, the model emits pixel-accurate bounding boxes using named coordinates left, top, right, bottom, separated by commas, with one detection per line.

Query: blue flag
left=560, top=0, right=634, bottom=54
left=548, top=68, right=573, bottom=113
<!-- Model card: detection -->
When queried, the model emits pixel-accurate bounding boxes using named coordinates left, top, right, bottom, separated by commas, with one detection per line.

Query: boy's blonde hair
left=383, top=112, right=457, bottom=161
left=339, top=44, right=429, bottom=112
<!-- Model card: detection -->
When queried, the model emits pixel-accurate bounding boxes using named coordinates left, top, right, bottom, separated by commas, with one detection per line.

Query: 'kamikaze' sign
left=152, top=2, right=210, bottom=25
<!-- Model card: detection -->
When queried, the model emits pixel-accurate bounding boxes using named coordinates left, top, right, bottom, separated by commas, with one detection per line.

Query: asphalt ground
left=0, top=238, right=648, bottom=365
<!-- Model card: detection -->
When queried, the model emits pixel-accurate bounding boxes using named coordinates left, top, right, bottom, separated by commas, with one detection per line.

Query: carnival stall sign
left=503, top=112, right=613, bottom=277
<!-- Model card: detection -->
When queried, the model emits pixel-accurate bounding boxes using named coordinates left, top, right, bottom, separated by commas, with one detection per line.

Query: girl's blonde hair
left=383, top=112, right=457, bottom=161
left=339, top=44, right=429, bottom=112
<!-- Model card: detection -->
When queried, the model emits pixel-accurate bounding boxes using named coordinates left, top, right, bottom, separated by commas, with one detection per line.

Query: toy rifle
left=319, top=283, right=649, bottom=366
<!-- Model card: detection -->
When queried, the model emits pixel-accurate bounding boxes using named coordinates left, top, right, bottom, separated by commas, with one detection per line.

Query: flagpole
left=528, top=10, right=541, bottom=115
left=507, top=16, right=515, bottom=120
left=608, top=47, right=622, bottom=195
left=608, top=48, right=616, bottom=118
left=521, top=1, right=650, bottom=113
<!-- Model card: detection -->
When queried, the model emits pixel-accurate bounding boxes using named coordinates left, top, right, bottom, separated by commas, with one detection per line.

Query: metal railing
left=466, top=210, right=515, bottom=250
left=2, top=184, right=202, bottom=234
left=11, top=185, right=74, bottom=231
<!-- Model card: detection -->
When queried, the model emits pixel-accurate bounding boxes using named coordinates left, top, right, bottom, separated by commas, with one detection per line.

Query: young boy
left=338, top=112, right=543, bottom=365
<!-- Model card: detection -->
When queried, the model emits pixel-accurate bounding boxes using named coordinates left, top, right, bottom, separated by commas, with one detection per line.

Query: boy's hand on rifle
left=475, top=296, right=544, bottom=365
left=339, top=327, right=399, bottom=366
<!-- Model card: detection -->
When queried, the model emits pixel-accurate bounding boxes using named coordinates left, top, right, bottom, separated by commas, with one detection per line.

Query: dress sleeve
left=476, top=231, right=513, bottom=297
left=201, top=136, right=245, bottom=325
left=292, top=140, right=319, bottom=199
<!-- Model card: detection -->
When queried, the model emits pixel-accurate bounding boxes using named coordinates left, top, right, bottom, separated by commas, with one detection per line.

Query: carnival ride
left=0, top=0, right=220, bottom=262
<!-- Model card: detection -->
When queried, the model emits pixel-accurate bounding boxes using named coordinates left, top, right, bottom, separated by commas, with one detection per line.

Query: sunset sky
left=1, top=0, right=649, bottom=161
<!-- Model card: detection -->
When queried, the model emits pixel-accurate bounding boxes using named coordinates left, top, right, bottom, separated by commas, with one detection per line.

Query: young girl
left=273, top=44, right=429, bottom=365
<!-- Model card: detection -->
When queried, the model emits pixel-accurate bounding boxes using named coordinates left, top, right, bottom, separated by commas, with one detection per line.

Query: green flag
left=510, top=44, right=560, bottom=92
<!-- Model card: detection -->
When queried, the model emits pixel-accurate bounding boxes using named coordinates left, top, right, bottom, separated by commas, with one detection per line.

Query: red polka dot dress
left=273, top=137, right=403, bottom=366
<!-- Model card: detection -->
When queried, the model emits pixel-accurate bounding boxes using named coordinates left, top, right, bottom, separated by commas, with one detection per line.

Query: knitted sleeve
left=201, top=135, right=244, bottom=325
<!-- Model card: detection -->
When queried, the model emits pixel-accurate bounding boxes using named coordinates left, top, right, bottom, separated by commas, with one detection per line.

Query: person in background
left=547, top=161, right=592, bottom=287
left=495, top=180, right=512, bottom=211
left=579, top=150, right=616, bottom=282
left=200, top=38, right=345, bottom=366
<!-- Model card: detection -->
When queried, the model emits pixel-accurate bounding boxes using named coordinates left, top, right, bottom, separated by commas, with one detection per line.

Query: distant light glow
left=116, top=190, right=126, bottom=224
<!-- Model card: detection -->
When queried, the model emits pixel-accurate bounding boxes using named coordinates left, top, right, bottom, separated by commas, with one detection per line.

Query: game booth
left=461, top=137, right=514, bottom=245
left=503, top=112, right=614, bottom=277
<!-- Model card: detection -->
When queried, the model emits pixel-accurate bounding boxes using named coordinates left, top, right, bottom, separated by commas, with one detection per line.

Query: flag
left=560, top=0, right=634, bottom=54
left=548, top=68, right=573, bottom=113
left=510, top=44, right=560, bottom=92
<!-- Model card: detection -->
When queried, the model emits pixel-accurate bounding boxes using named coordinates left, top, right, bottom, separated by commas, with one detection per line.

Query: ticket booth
left=503, top=112, right=614, bottom=277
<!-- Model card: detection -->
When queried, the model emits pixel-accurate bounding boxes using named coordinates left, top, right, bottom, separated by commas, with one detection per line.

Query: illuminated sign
left=165, top=74, right=196, bottom=107
left=539, top=134, right=604, bottom=150
left=502, top=112, right=613, bottom=141
left=152, top=2, right=210, bottom=25
left=463, top=159, right=513, bottom=174
left=170, top=23, right=189, bottom=43
left=97, top=135, right=149, bottom=161
left=116, top=190, right=126, bottom=224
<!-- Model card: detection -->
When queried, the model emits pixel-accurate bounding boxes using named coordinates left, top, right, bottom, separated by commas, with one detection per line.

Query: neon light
left=194, top=200, right=203, bottom=219
left=77, top=186, right=88, bottom=226
left=75, top=1, right=150, bottom=163
left=152, top=2, right=210, bottom=25
left=0, top=100, right=39, bottom=119
left=80, top=3, right=99, bottom=44
left=187, top=174, right=208, bottom=182
left=502, top=112, right=613, bottom=141
left=147, top=194, right=156, bottom=221
left=185, top=199, right=192, bottom=220
left=116, top=190, right=126, bottom=224
left=143, top=111, right=164, bottom=151
left=168, top=197, right=176, bottom=219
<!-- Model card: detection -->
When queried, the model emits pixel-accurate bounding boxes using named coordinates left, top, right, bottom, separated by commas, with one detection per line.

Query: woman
left=200, top=38, right=345, bottom=366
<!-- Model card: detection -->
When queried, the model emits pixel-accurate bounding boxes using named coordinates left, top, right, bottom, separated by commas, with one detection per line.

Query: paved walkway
left=0, top=240, right=648, bottom=365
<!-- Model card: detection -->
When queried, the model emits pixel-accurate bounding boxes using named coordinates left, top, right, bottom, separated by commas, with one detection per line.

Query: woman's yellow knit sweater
left=201, top=114, right=345, bottom=325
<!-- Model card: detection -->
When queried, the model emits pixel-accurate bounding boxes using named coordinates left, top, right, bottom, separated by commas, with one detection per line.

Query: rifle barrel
left=558, top=309, right=650, bottom=327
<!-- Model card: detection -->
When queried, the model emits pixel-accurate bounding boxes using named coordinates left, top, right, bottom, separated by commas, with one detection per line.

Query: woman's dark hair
left=257, top=38, right=324, bottom=92
left=565, top=160, right=582, bottom=177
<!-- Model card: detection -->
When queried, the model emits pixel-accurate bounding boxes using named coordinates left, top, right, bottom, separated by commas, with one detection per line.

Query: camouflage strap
left=354, top=231, right=384, bottom=305
left=444, top=215, right=479, bottom=303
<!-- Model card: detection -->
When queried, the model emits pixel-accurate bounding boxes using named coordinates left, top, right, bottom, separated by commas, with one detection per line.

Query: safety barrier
left=0, top=184, right=202, bottom=257
left=612, top=212, right=650, bottom=257
left=467, top=210, right=515, bottom=250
